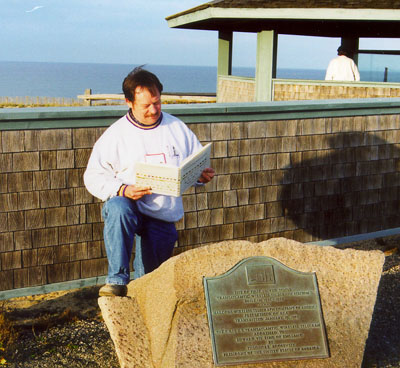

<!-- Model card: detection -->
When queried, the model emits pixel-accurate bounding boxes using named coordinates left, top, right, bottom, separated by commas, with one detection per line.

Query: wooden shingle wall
left=0, top=127, right=108, bottom=291
left=217, top=77, right=255, bottom=103
left=1, top=111, right=400, bottom=291
left=177, top=115, right=400, bottom=254
left=273, top=82, right=400, bottom=101
left=217, top=77, right=400, bottom=102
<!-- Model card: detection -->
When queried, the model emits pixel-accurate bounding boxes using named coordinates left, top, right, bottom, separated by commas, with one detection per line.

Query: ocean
left=0, top=61, right=399, bottom=99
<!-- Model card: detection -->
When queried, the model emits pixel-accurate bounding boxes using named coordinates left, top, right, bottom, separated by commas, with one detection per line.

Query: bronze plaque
left=203, top=257, right=329, bottom=366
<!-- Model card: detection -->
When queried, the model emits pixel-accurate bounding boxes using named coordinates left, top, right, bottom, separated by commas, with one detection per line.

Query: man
left=325, top=46, right=360, bottom=81
left=84, top=67, right=215, bottom=297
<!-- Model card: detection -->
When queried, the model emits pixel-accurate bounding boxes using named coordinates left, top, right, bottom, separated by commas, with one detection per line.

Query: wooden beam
left=218, top=30, right=233, bottom=76
left=255, top=30, right=277, bottom=102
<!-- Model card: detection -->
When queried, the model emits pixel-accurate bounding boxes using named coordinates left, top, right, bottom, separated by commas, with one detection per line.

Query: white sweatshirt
left=325, top=55, right=360, bottom=81
left=84, top=112, right=203, bottom=222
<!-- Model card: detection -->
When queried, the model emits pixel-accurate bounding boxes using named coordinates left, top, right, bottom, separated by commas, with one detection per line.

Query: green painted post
left=255, top=30, right=277, bottom=102
left=217, top=30, right=233, bottom=76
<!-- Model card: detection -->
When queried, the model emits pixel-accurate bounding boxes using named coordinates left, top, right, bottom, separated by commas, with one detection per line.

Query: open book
left=135, top=143, right=212, bottom=197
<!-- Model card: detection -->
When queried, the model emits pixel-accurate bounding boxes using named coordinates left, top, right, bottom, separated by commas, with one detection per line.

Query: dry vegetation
left=0, top=95, right=215, bottom=108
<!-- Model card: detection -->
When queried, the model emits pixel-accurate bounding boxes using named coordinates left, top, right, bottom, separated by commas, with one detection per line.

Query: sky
left=2, top=0, right=400, bottom=71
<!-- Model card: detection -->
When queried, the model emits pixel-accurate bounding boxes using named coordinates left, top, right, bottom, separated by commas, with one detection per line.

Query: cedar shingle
left=87, top=241, right=103, bottom=259
left=223, top=190, right=237, bottom=207
left=0, top=153, right=12, bottom=173
left=57, top=150, right=75, bottom=169
left=0, top=175, right=7, bottom=193
left=2, top=131, right=24, bottom=153
left=32, top=227, right=58, bottom=248
left=213, top=141, right=227, bottom=158
left=25, top=209, right=46, bottom=230
left=196, top=193, right=208, bottom=210
left=225, top=157, right=240, bottom=174
left=8, top=172, right=33, bottom=192
left=14, top=230, right=32, bottom=250
left=74, top=187, right=93, bottom=204
left=33, top=171, right=50, bottom=190
left=220, top=224, right=233, bottom=240
left=198, top=210, right=211, bottom=227
left=73, top=128, right=98, bottom=148
left=28, top=266, right=46, bottom=286
left=70, top=243, right=88, bottom=261
left=18, top=191, right=40, bottom=210
left=211, top=123, right=230, bottom=140
left=54, top=244, right=70, bottom=263
left=0, top=270, right=14, bottom=290
left=50, top=170, right=66, bottom=189
left=1, top=251, right=21, bottom=270
left=216, top=175, right=231, bottom=191
left=67, top=206, right=80, bottom=225
left=189, top=123, right=211, bottom=142
left=40, top=151, right=57, bottom=170
left=231, top=122, right=247, bottom=140
left=0, top=213, right=7, bottom=233
left=199, top=226, right=220, bottom=243
left=81, top=258, right=107, bottom=278
left=45, top=207, right=67, bottom=227
left=13, top=152, right=40, bottom=172
left=40, top=190, right=61, bottom=208
left=250, top=155, right=261, bottom=171
left=39, top=130, right=72, bottom=150
left=233, top=222, right=244, bottom=238
left=184, top=212, right=198, bottom=229
left=13, top=269, right=28, bottom=289
left=182, top=195, right=197, bottom=212
left=227, top=140, right=239, bottom=157
left=66, top=169, right=81, bottom=187
left=24, top=130, right=39, bottom=151
left=38, top=247, right=54, bottom=265
left=47, top=261, right=80, bottom=283
left=22, top=249, right=37, bottom=267
left=0, top=233, right=13, bottom=253
left=75, top=149, right=92, bottom=168
left=210, top=208, right=224, bottom=225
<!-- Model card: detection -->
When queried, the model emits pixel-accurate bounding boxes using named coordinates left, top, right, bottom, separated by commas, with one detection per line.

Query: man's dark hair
left=337, top=45, right=350, bottom=56
left=122, top=66, right=163, bottom=102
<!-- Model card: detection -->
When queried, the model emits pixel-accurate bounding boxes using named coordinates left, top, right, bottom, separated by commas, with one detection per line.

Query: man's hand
left=198, top=168, right=215, bottom=184
left=124, top=185, right=152, bottom=200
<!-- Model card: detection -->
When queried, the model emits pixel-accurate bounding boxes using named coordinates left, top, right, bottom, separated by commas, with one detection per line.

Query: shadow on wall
left=279, top=132, right=400, bottom=241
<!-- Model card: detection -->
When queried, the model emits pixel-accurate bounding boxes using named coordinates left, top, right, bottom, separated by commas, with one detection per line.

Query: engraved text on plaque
left=203, top=257, right=329, bottom=365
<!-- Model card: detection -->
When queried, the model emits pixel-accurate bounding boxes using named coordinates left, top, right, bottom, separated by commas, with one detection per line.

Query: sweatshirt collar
left=126, top=109, right=163, bottom=130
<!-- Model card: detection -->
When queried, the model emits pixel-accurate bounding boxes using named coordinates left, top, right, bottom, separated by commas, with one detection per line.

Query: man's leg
left=139, top=216, right=178, bottom=275
left=102, top=197, right=143, bottom=287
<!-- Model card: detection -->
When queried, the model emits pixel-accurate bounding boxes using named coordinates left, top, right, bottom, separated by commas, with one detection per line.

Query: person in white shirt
left=325, top=46, right=360, bottom=81
left=84, top=67, right=215, bottom=297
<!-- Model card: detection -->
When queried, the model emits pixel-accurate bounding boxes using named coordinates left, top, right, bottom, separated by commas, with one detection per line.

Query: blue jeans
left=102, top=196, right=178, bottom=285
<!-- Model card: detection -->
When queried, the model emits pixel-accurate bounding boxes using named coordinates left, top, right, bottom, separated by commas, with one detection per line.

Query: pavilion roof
left=179, top=0, right=400, bottom=10
left=166, top=0, right=400, bottom=37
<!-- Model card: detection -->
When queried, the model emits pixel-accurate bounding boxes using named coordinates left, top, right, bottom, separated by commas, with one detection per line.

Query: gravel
left=2, top=236, right=400, bottom=368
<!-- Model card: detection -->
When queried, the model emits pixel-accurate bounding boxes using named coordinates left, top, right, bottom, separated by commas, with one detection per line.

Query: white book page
left=134, top=143, right=212, bottom=197
left=180, top=143, right=211, bottom=194
left=135, top=162, right=180, bottom=196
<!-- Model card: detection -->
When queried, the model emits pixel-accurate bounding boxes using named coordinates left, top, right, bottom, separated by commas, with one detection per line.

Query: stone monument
left=99, top=238, right=385, bottom=368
